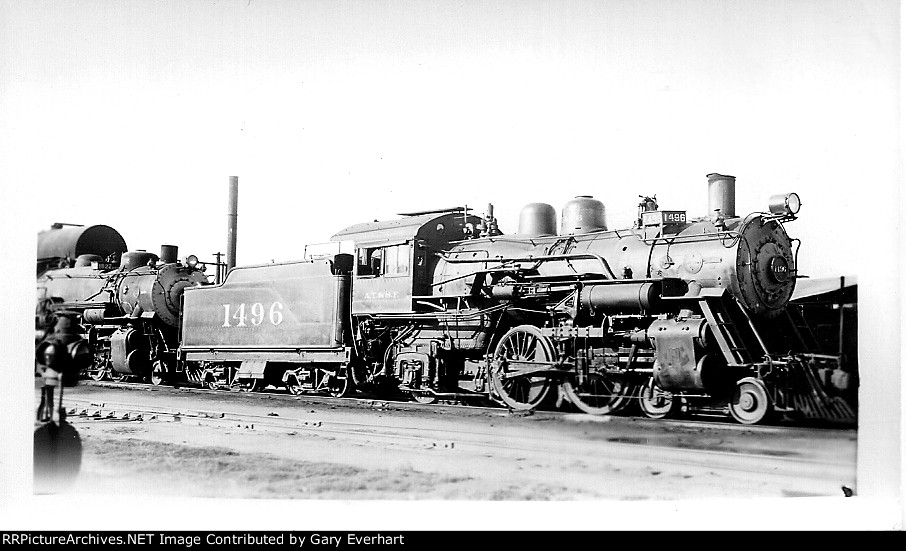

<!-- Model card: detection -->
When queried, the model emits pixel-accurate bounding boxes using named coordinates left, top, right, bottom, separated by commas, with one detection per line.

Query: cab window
left=383, top=244, right=410, bottom=276
left=355, top=244, right=409, bottom=277
left=356, top=248, right=382, bottom=276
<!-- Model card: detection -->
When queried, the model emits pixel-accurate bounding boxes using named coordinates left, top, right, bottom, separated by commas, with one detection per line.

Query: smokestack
left=707, top=173, right=736, bottom=218
left=227, top=176, right=238, bottom=271
left=160, top=245, right=178, bottom=264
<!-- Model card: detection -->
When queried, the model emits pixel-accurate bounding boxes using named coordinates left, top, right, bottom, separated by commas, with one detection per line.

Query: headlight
left=768, top=193, right=801, bottom=215
left=186, top=254, right=199, bottom=268
left=42, top=344, right=57, bottom=367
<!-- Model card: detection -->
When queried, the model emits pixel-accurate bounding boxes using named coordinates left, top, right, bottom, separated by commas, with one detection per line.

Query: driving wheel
left=562, top=372, right=637, bottom=415
left=490, top=325, right=555, bottom=411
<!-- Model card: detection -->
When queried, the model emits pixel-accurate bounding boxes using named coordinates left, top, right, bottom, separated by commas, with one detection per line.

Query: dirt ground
left=36, top=382, right=858, bottom=503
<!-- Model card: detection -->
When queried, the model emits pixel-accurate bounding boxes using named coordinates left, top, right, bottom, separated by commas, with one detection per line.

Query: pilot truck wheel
left=729, top=377, right=773, bottom=425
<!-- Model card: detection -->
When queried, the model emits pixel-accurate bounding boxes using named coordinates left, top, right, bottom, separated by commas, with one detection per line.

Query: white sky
left=0, top=0, right=902, bottom=529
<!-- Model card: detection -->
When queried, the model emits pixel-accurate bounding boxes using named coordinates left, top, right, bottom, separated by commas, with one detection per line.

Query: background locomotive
left=175, top=173, right=855, bottom=424
left=36, top=224, right=207, bottom=383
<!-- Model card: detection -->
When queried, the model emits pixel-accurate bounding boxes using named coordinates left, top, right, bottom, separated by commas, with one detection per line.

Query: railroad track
left=59, top=389, right=855, bottom=489
left=78, top=379, right=856, bottom=432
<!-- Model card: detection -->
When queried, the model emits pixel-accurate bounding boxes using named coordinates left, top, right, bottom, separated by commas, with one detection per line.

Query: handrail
left=732, top=296, right=770, bottom=356
left=437, top=252, right=618, bottom=280
left=366, top=303, right=511, bottom=321
left=633, top=229, right=743, bottom=246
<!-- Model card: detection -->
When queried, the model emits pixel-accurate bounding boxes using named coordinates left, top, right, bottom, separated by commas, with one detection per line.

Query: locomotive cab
left=347, top=241, right=417, bottom=313
left=329, top=207, right=493, bottom=402
left=331, top=209, right=483, bottom=314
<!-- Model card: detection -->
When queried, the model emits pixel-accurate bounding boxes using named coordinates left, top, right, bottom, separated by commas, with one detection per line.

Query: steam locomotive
left=36, top=224, right=207, bottom=383
left=36, top=173, right=856, bottom=425
left=175, top=173, right=853, bottom=424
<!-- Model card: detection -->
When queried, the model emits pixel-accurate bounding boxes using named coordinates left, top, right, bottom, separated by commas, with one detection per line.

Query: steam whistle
left=637, top=195, right=658, bottom=227
left=481, top=203, right=500, bottom=238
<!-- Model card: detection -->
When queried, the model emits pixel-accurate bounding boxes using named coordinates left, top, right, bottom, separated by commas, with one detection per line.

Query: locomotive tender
left=173, top=173, right=854, bottom=424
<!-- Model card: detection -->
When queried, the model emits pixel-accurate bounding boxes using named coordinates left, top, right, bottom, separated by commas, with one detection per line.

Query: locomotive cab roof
left=330, top=211, right=483, bottom=249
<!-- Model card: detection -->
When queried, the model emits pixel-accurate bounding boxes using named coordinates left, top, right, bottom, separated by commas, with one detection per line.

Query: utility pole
left=227, top=176, right=238, bottom=272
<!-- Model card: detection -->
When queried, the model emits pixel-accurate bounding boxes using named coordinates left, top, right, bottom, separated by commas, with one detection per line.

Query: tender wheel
left=150, top=361, right=166, bottom=386
left=490, top=325, right=555, bottom=411
left=239, top=378, right=263, bottom=393
left=411, top=391, right=437, bottom=404
left=90, top=363, right=109, bottom=382
left=327, top=368, right=352, bottom=398
left=108, top=370, right=128, bottom=383
left=562, top=373, right=637, bottom=415
left=639, top=377, right=679, bottom=419
left=729, top=377, right=773, bottom=425
left=284, top=370, right=305, bottom=395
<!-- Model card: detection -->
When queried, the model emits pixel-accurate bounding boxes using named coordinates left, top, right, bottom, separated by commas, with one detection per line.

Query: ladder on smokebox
left=698, top=294, right=765, bottom=367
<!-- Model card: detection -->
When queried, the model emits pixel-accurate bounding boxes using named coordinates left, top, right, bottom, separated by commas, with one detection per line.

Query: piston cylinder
left=648, top=316, right=720, bottom=392
left=110, top=328, right=146, bottom=375
left=654, top=353, right=720, bottom=391
left=649, top=317, right=712, bottom=391
left=707, top=173, right=736, bottom=218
